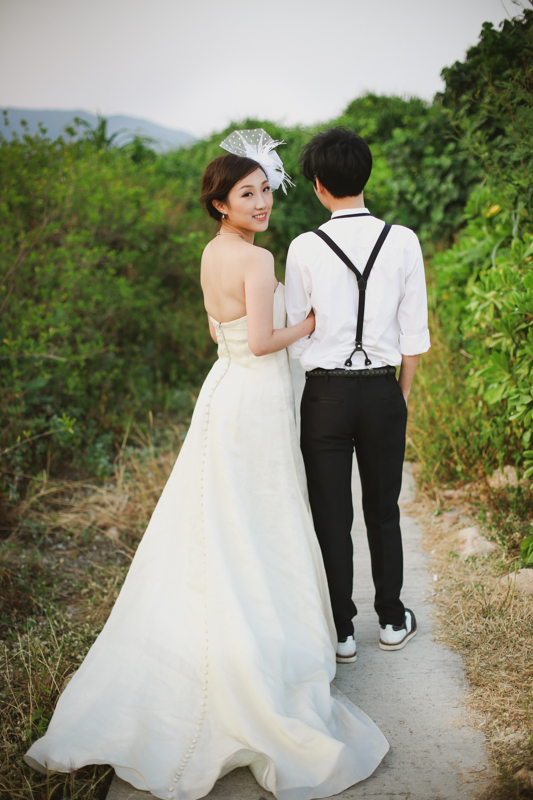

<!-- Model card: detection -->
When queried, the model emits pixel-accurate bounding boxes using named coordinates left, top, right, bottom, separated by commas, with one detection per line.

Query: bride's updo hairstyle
left=201, top=154, right=267, bottom=221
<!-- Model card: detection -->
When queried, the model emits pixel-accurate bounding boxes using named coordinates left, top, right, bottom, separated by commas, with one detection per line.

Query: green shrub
left=335, top=94, right=481, bottom=243
left=0, top=128, right=214, bottom=501
left=408, top=8, right=533, bottom=489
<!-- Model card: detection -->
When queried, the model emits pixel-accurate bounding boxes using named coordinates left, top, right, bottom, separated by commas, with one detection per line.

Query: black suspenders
left=312, top=221, right=392, bottom=368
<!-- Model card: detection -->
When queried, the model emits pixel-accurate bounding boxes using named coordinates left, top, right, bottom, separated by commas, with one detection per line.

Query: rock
left=506, top=732, right=524, bottom=743
left=439, top=508, right=467, bottom=530
left=499, top=569, right=533, bottom=595
left=514, top=767, right=533, bottom=788
left=105, top=526, right=120, bottom=541
left=456, top=527, right=498, bottom=558
left=442, top=489, right=465, bottom=499
left=488, top=465, right=520, bottom=489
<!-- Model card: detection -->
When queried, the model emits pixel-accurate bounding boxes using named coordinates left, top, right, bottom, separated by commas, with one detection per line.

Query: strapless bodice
left=209, top=283, right=286, bottom=367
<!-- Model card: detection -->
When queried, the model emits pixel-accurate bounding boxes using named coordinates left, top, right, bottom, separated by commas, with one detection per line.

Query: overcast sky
left=0, top=0, right=522, bottom=138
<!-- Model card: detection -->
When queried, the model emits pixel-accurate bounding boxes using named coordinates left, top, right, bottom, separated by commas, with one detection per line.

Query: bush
left=335, top=93, right=481, bottom=243
left=0, top=126, right=214, bottom=503
left=408, top=8, right=533, bottom=488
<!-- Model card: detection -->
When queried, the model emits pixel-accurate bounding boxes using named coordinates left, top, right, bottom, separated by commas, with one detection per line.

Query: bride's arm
left=245, top=250, right=314, bottom=357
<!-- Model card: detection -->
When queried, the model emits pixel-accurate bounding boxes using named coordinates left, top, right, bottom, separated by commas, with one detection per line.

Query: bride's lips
left=254, top=213, right=268, bottom=222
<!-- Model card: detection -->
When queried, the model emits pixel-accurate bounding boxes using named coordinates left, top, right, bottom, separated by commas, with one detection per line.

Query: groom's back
left=286, top=212, right=428, bottom=372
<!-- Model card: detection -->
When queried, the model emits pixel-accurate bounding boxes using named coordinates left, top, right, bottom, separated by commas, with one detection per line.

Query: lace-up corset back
left=210, top=283, right=285, bottom=366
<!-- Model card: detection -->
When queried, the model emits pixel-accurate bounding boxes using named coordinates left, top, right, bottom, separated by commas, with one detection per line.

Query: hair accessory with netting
left=219, top=129, right=294, bottom=193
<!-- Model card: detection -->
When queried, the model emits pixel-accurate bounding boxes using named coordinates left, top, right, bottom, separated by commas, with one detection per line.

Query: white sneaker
left=336, top=635, right=357, bottom=663
left=379, top=609, right=417, bottom=651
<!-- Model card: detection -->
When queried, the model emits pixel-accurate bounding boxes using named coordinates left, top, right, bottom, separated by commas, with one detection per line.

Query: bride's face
left=215, top=168, right=273, bottom=234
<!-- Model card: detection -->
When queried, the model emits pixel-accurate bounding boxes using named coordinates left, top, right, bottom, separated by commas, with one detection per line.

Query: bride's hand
left=303, top=309, right=315, bottom=336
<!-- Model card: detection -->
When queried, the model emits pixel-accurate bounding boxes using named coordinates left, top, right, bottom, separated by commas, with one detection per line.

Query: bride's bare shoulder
left=244, top=243, right=274, bottom=272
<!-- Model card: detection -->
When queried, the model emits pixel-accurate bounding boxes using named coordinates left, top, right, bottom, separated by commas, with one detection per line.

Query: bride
left=24, top=130, right=388, bottom=800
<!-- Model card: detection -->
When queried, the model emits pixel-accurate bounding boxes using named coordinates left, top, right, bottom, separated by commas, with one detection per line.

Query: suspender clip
left=344, top=343, right=372, bottom=368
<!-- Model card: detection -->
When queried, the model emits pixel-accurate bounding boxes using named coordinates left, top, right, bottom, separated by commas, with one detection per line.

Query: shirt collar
left=331, top=207, right=370, bottom=219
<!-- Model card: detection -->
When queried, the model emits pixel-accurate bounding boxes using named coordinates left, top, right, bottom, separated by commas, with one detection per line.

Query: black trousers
left=300, top=371, right=407, bottom=637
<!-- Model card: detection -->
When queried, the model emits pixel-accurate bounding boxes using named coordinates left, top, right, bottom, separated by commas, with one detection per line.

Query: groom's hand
left=398, top=354, right=421, bottom=405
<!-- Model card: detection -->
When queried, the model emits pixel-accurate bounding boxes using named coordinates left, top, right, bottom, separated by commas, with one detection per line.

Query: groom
left=285, top=128, right=430, bottom=664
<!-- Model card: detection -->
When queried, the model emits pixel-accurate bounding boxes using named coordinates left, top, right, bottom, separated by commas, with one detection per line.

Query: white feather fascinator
left=219, top=129, right=294, bottom=194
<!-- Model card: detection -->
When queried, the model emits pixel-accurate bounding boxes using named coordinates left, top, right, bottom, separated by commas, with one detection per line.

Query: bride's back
left=200, top=237, right=250, bottom=323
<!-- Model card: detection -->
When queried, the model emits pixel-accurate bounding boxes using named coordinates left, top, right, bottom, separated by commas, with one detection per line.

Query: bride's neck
left=218, top=223, right=254, bottom=244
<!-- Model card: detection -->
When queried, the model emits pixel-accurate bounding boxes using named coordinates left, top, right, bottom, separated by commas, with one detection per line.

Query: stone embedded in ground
left=514, top=767, right=533, bottom=788
left=106, top=526, right=120, bottom=541
left=441, top=507, right=470, bottom=528
left=442, top=488, right=466, bottom=499
left=456, top=527, right=498, bottom=558
left=499, top=569, right=533, bottom=595
left=488, top=465, right=521, bottom=489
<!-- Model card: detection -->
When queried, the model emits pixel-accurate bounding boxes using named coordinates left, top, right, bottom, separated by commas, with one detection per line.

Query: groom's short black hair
left=300, top=127, right=372, bottom=198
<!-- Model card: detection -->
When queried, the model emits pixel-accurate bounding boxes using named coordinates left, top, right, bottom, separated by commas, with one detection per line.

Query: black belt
left=306, top=366, right=397, bottom=378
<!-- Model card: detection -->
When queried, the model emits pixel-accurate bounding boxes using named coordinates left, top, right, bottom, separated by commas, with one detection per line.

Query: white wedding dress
left=25, top=284, right=388, bottom=800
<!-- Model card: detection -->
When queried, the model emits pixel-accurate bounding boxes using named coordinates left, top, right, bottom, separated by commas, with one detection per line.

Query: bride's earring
left=221, top=213, right=227, bottom=219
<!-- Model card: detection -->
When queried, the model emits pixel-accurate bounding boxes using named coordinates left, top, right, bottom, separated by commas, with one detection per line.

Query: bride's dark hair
left=201, top=154, right=267, bottom=221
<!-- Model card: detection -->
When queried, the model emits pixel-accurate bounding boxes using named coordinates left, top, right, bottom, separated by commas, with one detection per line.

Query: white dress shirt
left=285, top=208, right=430, bottom=370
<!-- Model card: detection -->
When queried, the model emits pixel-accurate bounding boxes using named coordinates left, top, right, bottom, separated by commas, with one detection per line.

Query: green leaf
left=520, top=535, right=533, bottom=564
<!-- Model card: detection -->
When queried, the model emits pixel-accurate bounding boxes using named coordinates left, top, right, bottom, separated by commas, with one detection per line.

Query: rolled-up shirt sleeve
left=285, top=242, right=313, bottom=360
left=398, top=236, right=431, bottom=356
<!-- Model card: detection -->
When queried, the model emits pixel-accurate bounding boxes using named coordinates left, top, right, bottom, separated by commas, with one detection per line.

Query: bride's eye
left=263, top=186, right=271, bottom=193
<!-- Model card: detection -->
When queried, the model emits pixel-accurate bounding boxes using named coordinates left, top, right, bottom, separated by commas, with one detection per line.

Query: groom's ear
left=312, top=178, right=333, bottom=212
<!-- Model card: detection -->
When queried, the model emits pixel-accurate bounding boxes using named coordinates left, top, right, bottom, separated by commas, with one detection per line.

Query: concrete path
left=107, top=461, right=491, bottom=800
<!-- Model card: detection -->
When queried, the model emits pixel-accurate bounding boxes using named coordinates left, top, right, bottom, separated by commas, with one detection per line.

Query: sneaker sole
left=336, top=652, right=357, bottom=663
left=378, top=627, right=417, bottom=651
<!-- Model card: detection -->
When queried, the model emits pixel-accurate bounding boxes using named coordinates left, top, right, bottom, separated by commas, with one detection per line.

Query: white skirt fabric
left=25, top=284, right=388, bottom=800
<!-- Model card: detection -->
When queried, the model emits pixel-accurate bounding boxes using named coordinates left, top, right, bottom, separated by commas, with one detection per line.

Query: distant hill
left=1, top=108, right=196, bottom=151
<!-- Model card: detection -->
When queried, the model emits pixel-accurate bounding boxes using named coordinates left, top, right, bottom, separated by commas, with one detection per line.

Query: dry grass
left=0, top=421, right=186, bottom=799
left=406, top=474, right=533, bottom=799
left=14, top=420, right=186, bottom=549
